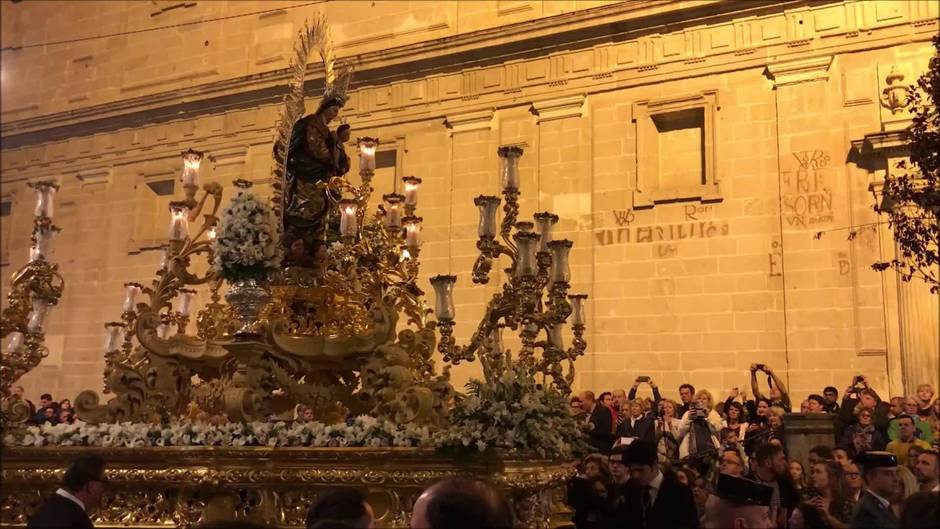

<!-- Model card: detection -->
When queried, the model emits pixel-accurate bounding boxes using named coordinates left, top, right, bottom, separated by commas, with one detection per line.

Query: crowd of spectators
left=8, top=386, right=75, bottom=425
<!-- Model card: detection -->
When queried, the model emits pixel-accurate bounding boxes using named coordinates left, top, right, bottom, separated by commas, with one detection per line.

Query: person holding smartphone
left=788, top=461, right=852, bottom=529
left=750, top=364, right=792, bottom=413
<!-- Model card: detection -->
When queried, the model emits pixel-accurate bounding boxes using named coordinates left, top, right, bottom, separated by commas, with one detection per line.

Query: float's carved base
left=0, top=447, right=574, bottom=528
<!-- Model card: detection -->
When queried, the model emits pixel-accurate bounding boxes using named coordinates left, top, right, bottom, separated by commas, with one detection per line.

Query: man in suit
left=618, top=440, right=699, bottom=529
left=850, top=451, right=900, bottom=529
left=580, top=390, right=612, bottom=454
left=617, top=399, right=656, bottom=445
left=28, top=454, right=107, bottom=529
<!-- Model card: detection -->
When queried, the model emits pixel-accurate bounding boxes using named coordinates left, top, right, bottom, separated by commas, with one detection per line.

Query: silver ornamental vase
left=224, top=278, right=271, bottom=338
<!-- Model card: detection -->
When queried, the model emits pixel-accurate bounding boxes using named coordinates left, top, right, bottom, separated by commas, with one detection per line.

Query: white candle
left=28, top=245, right=41, bottom=262
left=7, top=331, right=25, bottom=352
left=32, top=182, right=56, bottom=218
left=157, top=323, right=170, bottom=339
left=498, top=146, right=523, bottom=190
left=27, top=299, right=50, bottom=332
left=429, top=275, right=457, bottom=320
left=339, top=199, right=359, bottom=238
left=181, top=149, right=203, bottom=187
left=402, top=176, right=422, bottom=208
left=383, top=193, right=404, bottom=229
left=357, top=137, right=378, bottom=172
left=403, top=216, right=422, bottom=248
left=475, top=195, right=501, bottom=238
left=123, top=283, right=142, bottom=312
left=168, top=202, right=190, bottom=241
left=177, top=290, right=195, bottom=317
left=104, top=323, right=125, bottom=352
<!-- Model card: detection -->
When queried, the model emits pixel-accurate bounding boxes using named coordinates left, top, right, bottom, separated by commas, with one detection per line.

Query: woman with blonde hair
left=656, top=399, right=682, bottom=463
left=677, top=389, right=723, bottom=473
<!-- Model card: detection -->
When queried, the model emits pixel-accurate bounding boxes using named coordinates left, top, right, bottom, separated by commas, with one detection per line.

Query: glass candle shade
left=181, top=149, right=203, bottom=187
left=28, top=245, right=41, bottom=262
left=357, top=137, right=379, bottom=172
left=383, top=193, right=405, bottom=229
left=402, top=176, right=422, bottom=208
left=32, top=182, right=57, bottom=219
left=177, top=290, right=195, bottom=317
left=338, top=199, right=359, bottom=238
left=27, top=299, right=50, bottom=332
left=123, top=283, right=143, bottom=312
left=568, top=294, right=588, bottom=326
left=156, top=323, right=171, bottom=339
left=548, top=239, right=573, bottom=283
left=429, top=275, right=457, bottom=320
left=513, top=232, right=539, bottom=277
left=7, top=331, right=25, bottom=352
left=515, top=221, right=534, bottom=233
left=104, top=322, right=126, bottom=352
left=207, top=226, right=217, bottom=240
left=497, top=146, right=523, bottom=190
left=158, top=246, right=170, bottom=270
left=474, top=195, right=500, bottom=238
left=167, top=202, right=190, bottom=241
left=403, top=216, right=422, bottom=248
left=534, top=212, right=559, bottom=252
left=35, top=228, right=54, bottom=259
left=548, top=323, right=565, bottom=350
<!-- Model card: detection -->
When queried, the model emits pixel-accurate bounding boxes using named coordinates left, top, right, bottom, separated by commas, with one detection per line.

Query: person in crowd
left=628, top=376, right=662, bottom=413
left=905, top=446, right=924, bottom=475
left=809, top=446, right=835, bottom=466
left=617, top=399, right=656, bottom=446
left=570, top=397, right=585, bottom=419
left=567, top=452, right=613, bottom=526
left=619, top=440, right=700, bottom=529
left=678, top=389, right=723, bottom=473
left=840, top=406, right=887, bottom=453
left=788, top=461, right=851, bottom=529
left=676, top=466, right=698, bottom=487
left=842, top=461, right=864, bottom=509
left=611, top=389, right=627, bottom=427
left=37, top=407, right=58, bottom=425
left=750, top=364, right=792, bottom=412
left=655, top=399, right=681, bottom=463
left=913, top=384, right=934, bottom=417
left=723, top=400, right=749, bottom=440
left=850, top=451, right=900, bottom=529
left=789, top=461, right=807, bottom=495
left=913, top=449, right=938, bottom=492
left=58, top=408, right=75, bottom=425
left=703, top=474, right=775, bottom=529
left=608, top=445, right=631, bottom=493
left=801, top=400, right=812, bottom=413
left=744, top=398, right=773, bottom=455
left=410, top=476, right=513, bottom=529
left=305, top=487, right=374, bottom=529
left=691, top=476, right=710, bottom=524
left=30, top=393, right=60, bottom=424
left=677, top=383, right=696, bottom=418
left=886, top=415, right=931, bottom=466
left=806, top=395, right=827, bottom=414
left=574, top=476, right=619, bottom=529
left=751, top=442, right=799, bottom=528
left=581, top=391, right=613, bottom=454
left=824, top=387, right=841, bottom=414
left=889, top=397, right=905, bottom=419
left=926, top=399, right=940, bottom=444
left=838, top=382, right=890, bottom=436
left=719, top=448, right=746, bottom=477
left=887, top=398, right=933, bottom=442
left=9, top=385, right=36, bottom=414
left=893, top=461, right=919, bottom=509
left=898, top=491, right=939, bottom=529
left=833, top=447, right=852, bottom=469
left=27, top=455, right=107, bottom=529
left=598, top=392, right=618, bottom=433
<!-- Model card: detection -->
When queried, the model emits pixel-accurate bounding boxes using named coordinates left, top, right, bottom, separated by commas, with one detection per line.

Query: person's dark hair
left=896, top=413, right=915, bottom=426
left=810, top=445, right=833, bottom=461
left=623, top=440, right=658, bottom=467
left=422, top=476, right=513, bottom=529
left=305, top=487, right=370, bottom=529
left=824, top=386, right=838, bottom=395
left=679, top=383, right=695, bottom=394
left=726, top=401, right=746, bottom=422
left=62, top=455, right=106, bottom=492
left=609, top=444, right=630, bottom=461
left=337, top=124, right=351, bottom=133
left=598, top=391, right=612, bottom=403
left=808, top=394, right=826, bottom=407
left=754, top=442, right=784, bottom=466
left=899, top=491, right=939, bottom=529
left=40, top=393, right=52, bottom=401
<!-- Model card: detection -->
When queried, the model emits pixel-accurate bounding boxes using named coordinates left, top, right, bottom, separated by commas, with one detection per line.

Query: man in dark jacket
left=617, top=440, right=699, bottom=529
left=850, top=451, right=900, bottom=529
left=837, top=384, right=890, bottom=438
left=28, top=455, right=107, bottom=529
left=581, top=390, right=613, bottom=454
left=617, top=399, right=656, bottom=445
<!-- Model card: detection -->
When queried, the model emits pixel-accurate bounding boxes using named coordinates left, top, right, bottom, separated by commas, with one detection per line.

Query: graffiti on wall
left=595, top=220, right=730, bottom=246
left=781, top=150, right=834, bottom=228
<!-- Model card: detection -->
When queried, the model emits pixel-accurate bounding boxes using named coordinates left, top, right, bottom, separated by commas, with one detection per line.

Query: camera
left=755, top=363, right=766, bottom=371
left=637, top=376, right=651, bottom=383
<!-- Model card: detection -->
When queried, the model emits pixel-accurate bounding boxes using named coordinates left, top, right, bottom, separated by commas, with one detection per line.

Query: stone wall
left=1, top=0, right=937, bottom=406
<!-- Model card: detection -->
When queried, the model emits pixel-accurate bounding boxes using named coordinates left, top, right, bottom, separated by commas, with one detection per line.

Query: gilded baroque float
left=1, top=14, right=587, bottom=529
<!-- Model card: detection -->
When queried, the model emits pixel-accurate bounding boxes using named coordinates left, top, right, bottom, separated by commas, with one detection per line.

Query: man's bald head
left=410, top=476, right=513, bottom=529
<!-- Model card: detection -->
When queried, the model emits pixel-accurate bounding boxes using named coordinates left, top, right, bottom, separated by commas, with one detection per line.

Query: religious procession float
left=0, top=15, right=589, bottom=529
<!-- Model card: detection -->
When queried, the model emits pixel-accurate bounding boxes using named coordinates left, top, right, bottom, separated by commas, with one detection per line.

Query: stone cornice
left=0, top=0, right=832, bottom=149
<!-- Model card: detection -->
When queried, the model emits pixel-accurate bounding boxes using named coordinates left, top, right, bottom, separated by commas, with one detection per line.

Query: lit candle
left=158, top=245, right=170, bottom=270
left=402, top=176, right=422, bottom=208
left=474, top=195, right=501, bottom=239
left=157, top=323, right=171, bottom=339
left=28, top=245, right=41, bottom=262
left=568, top=294, right=588, bottom=326
left=123, top=282, right=143, bottom=312
left=548, top=239, right=573, bottom=283
left=533, top=212, right=559, bottom=252
left=31, top=181, right=57, bottom=219
left=167, top=201, right=190, bottom=241
left=548, top=323, right=565, bottom=350
left=181, top=149, right=203, bottom=187
left=338, top=199, right=359, bottom=238
left=513, top=232, right=539, bottom=277
left=27, top=299, right=50, bottom=332
left=35, top=227, right=54, bottom=259
left=429, top=275, right=457, bottom=320
left=403, top=216, right=422, bottom=248
left=177, top=289, right=195, bottom=317
left=497, top=146, right=523, bottom=191
left=7, top=331, right=25, bottom=352
left=400, top=247, right=412, bottom=262
left=103, top=322, right=126, bottom=352
left=207, top=226, right=217, bottom=240
left=357, top=137, right=379, bottom=172
left=383, top=193, right=405, bottom=229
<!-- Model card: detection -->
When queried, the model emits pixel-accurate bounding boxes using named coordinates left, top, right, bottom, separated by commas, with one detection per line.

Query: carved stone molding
left=75, top=169, right=112, bottom=189
left=530, top=94, right=586, bottom=123
left=444, top=109, right=495, bottom=135
left=764, top=55, right=834, bottom=88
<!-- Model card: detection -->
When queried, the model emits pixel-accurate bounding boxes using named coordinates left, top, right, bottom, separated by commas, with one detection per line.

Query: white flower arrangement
left=3, top=416, right=431, bottom=449
left=211, top=190, right=283, bottom=281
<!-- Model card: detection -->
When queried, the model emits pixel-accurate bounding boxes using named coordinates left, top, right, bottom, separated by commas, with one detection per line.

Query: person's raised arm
left=750, top=364, right=766, bottom=401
